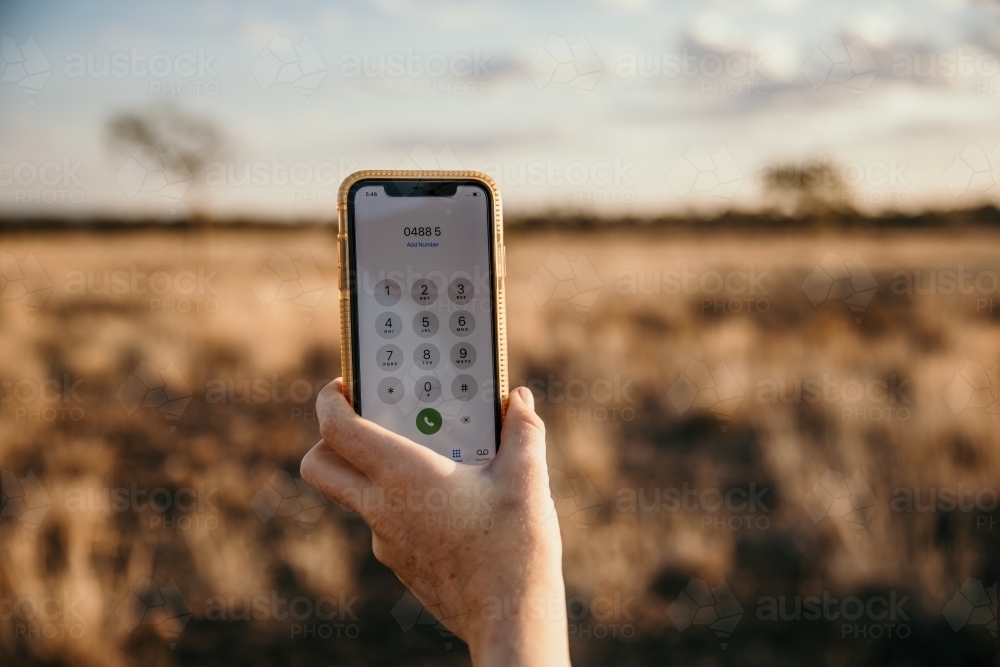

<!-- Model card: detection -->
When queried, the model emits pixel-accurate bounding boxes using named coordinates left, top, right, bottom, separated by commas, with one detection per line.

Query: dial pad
left=371, top=279, right=482, bottom=436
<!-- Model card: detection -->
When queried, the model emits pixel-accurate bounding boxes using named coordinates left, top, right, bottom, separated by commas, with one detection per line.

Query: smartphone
left=337, top=171, right=508, bottom=463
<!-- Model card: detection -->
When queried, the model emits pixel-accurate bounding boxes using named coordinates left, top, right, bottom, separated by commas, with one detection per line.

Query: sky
left=1, top=0, right=999, bottom=221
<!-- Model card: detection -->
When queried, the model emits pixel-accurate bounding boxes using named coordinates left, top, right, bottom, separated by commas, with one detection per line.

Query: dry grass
left=1, top=225, right=998, bottom=666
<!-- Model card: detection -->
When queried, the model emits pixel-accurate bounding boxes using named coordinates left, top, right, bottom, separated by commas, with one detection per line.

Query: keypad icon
left=415, top=376, right=442, bottom=402
left=411, top=279, right=438, bottom=305
left=376, top=344, right=402, bottom=370
left=374, top=279, right=402, bottom=306
left=448, top=278, right=474, bottom=304
left=452, top=374, right=478, bottom=401
left=414, top=343, right=440, bottom=370
left=376, top=311, right=400, bottom=339
left=413, top=311, right=439, bottom=338
left=449, top=311, right=474, bottom=337
left=450, top=343, right=476, bottom=368
left=377, top=377, right=404, bottom=404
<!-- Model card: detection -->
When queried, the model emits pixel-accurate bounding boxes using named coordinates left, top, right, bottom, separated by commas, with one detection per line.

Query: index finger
left=315, top=379, right=447, bottom=482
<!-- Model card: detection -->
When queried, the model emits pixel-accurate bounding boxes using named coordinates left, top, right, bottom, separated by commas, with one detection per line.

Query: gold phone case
left=336, top=170, right=509, bottom=420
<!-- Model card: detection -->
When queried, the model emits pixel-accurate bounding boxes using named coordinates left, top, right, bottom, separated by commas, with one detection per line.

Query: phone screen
left=347, top=180, right=500, bottom=463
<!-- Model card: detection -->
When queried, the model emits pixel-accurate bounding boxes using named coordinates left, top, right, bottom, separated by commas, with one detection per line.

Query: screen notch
left=384, top=180, right=458, bottom=197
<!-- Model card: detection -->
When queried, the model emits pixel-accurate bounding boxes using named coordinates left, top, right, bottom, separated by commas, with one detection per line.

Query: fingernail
left=516, top=386, right=535, bottom=411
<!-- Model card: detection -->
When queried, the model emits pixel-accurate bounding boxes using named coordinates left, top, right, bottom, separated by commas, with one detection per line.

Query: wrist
left=465, top=572, right=571, bottom=667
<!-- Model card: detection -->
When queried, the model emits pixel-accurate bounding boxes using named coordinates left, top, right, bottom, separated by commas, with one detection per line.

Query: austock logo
left=943, top=361, right=998, bottom=421
left=801, top=469, right=878, bottom=537
left=251, top=252, right=328, bottom=323
left=251, top=469, right=328, bottom=530
left=251, top=35, right=328, bottom=98
left=1, top=469, right=52, bottom=538
left=614, top=47, right=770, bottom=97
left=527, top=35, right=602, bottom=99
left=525, top=252, right=603, bottom=323
left=2, top=156, right=86, bottom=205
left=667, top=144, right=744, bottom=203
left=391, top=579, right=468, bottom=650
left=117, top=578, right=192, bottom=648
left=802, top=252, right=878, bottom=322
left=1, top=587, right=86, bottom=638
left=339, top=48, right=494, bottom=82
left=479, top=156, right=635, bottom=206
left=549, top=469, right=603, bottom=539
left=756, top=590, right=911, bottom=639
left=755, top=373, right=911, bottom=423
left=115, top=143, right=193, bottom=211
left=942, top=578, right=997, bottom=638
left=62, top=47, right=219, bottom=95
left=204, top=589, right=359, bottom=639
left=62, top=264, right=219, bottom=314
left=801, top=34, right=878, bottom=104
left=0, top=35, right=52, bottom=105
left=667, top=360, right=744, bottom=431
left=116, top=360, right=193, bottom=430
left=64, top=482, right=220, bottom=531
left=1, top=251, right=52, bottom=322
left=520, top=374, right=635, bottom=422
left=667, top=578, right=743, bottom=649
left=942, top=144, right=999, bottom=203
left=2, top=375, right=86, bottom=422
left=615, top=482, right=771, bottom=532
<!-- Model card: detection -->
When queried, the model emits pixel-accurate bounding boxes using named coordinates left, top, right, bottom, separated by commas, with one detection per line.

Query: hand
left=301, top=380, right=571, bottom=667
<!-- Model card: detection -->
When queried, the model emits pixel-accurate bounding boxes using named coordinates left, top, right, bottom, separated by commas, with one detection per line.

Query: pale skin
left=300, top=379, right=572, bottom=667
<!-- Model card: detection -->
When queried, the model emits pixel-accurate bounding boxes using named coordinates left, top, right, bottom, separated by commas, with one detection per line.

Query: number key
left=413, top=311, right=439, bottom=337
left=413, top=343, right=440, bottom=370
left=411, top=279, right=438, bottom=305
left=450, top=343, right=476, bottom=368
left=376, top=311, right=400, bottom=339
left=449, top=311, right=475, bottom=337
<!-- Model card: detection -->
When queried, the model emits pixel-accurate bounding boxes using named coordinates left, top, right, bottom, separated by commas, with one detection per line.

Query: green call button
left=416, top=408, right=443, bottom=435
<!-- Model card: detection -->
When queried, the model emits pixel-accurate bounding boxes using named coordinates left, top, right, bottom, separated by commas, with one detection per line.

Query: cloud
left=368, top=0, right=503, bottom=29
left=592, top=0, right=652, bottom=12
left=240, top=19, right=299, bottom=50
left=686, top=12, right=800, bottom=82
left=848, top=6, right=903, bottom=50
left=707, top=0, right=806, bottom=11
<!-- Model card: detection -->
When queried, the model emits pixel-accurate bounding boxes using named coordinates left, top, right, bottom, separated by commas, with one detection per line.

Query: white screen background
left=353, top=183, right=498, bottom=462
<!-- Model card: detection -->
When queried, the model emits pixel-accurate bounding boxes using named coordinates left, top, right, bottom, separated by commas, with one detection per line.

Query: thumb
left=494, top=387, right=547, bottom=471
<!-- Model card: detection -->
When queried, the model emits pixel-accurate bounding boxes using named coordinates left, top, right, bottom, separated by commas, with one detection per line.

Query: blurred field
left=1, top=223, right=998, bottom=666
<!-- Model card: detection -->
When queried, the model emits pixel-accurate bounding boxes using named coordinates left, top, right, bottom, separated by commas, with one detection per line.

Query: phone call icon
left=416, top=408, right=443, bottom=435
